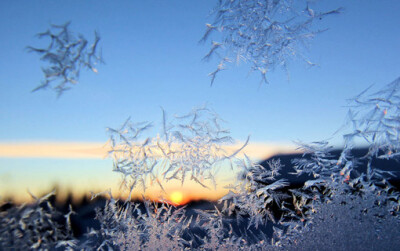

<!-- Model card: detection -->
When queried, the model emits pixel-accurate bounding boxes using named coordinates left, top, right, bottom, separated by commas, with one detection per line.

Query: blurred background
left=1, top=0, right=400, bottom=204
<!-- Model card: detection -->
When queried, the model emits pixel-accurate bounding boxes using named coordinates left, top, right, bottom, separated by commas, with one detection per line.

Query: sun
left=170, top=191, right=184, bottom=205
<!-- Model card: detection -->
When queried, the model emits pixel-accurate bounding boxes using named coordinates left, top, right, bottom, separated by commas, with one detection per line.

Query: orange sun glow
left=170, top=191, right=184, bottom=205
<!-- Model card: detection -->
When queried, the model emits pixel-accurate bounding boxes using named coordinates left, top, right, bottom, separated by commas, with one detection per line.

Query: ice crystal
left=220, top=156, right=289, bottom=229
left=10, top=3, right=400, bottom=249
left=0, top=190, right=77, bottom=250
left=107, top=107, right=249, bottom=197
left=343, top=76, right=400, bottom=160
left=27, top=21, right=104, bottom=97
left=202, top=0, right=343, bottom=85
left=279, top=193, right=400, bottom=250
left=84, top=196, right=194, bottom=251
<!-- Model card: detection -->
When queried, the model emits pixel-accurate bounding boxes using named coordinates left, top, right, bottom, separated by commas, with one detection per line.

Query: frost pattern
left=3, top=93, right=400, bottom=249
left=0, top=190, right=76, bottom=250
left=279, top=193, right=400, bottom=250
left=201, top=0, right=343, bottom=85
left=220, top=158, right=289, bottom=229
left=9, top=4, right=400, bottom=248
left=83, top=195, right=193, bottom=250
left=343, top=76, right=400, bottom=160
left=27, top=21, right=104, bottom=97
left=107, top=107, right=249, bottom=198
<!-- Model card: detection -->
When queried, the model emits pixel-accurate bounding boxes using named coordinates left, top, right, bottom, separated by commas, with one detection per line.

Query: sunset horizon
left=0, top=140, right=299, bottom=204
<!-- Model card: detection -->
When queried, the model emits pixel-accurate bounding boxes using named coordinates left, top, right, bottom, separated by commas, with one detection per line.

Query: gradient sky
left=1, top=0, right=400, bottom=203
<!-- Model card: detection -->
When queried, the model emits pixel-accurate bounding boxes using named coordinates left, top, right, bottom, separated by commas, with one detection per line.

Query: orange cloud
left=0, top=140, right=300, bottom=203
left=0, top=140, right=300, bottom=204
left=0, top=141, right=298, bottom=160
left=0, top=142, right=107, bottom=159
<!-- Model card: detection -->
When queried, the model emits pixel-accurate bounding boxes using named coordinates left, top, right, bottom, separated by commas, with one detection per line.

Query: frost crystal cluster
left=27, top=22, right=104, bottom=97
left=343, top=76, right=400, bottom=159
left=0, top=191, right=76, bottom=250
left=279, top=193, right=400, bottom=250
left=5, top=1, right=399, bottom=250
left=219, top=158, right=289, bottom=229
left=3, top=79, right=400, bottom=249
left=107, top=107, right=248, bottom=197
left=201, top=0, right=343, bottom=85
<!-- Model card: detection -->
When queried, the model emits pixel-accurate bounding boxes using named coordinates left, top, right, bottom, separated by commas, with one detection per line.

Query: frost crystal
left=202, top=0, right=343, bottom=85
left=343, top=77, right=400, bottom=160
left=27, top=21, right=104, bottom=97
left=107, top=107, right=249, bottom=197
left=0, top=190, right=76, bottom=250
left=220, top=156, right=289, bottom=229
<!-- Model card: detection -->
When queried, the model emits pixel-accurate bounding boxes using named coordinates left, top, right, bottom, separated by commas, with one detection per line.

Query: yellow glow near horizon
left=0, top=142, right=107, bottom=159
left=0, top=140, right=298, bottom=160
left=169, top=191, right=184, bottom=205
left=0, top=140, right=300, bottom=203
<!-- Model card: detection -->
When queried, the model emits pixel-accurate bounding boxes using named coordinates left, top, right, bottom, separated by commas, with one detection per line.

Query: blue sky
left=1, top=0, right=400, bottom=202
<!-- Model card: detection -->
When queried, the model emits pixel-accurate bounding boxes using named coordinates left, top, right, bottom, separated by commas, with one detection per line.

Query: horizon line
left=0, top=140, right=300, bottom=160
